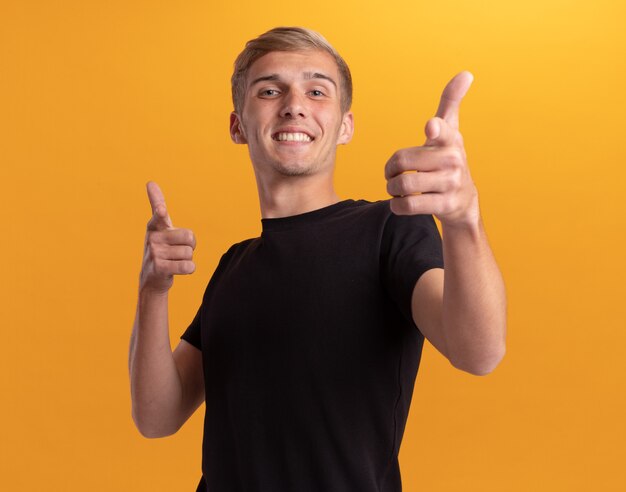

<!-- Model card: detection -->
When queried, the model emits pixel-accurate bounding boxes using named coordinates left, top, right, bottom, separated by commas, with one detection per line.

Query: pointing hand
left=140, top=181, right=196, bottom=294
left=384, top=71, right=480, bottom=228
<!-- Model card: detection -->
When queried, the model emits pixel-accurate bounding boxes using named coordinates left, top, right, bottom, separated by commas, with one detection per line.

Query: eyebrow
left=249, top=72, right=338, bottom=89
left=304, top=71, right=337, bottom=89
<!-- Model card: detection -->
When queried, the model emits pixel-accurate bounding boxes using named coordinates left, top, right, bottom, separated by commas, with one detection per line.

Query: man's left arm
left=385, top=71, right=507, bottom=375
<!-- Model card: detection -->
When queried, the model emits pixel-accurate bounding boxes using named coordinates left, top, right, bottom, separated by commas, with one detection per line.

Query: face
left=230, top=50, right=354, bottom=178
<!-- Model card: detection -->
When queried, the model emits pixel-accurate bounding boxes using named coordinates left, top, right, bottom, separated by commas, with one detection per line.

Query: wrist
left=138, top=283, right=171, bottom=299
left=442, top=214, right=482, bottom=237
left=440, top=193, right=481, bottom=235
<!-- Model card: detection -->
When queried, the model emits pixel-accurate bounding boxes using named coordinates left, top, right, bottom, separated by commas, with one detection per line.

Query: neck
left=254, top=167, right=341, bottom=219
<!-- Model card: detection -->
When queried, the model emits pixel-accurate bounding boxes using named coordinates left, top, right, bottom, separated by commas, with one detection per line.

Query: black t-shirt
left=181, top=198, right=444, bottom=492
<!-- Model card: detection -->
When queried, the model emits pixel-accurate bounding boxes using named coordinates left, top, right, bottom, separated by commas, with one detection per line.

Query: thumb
left=424, top=116, right=457, bottom=147
left=435, top=71, right=473, bottom=130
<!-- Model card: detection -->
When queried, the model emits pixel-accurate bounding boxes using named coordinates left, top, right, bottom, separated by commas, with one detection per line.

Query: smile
left=272, top=132, right=313, bottom=142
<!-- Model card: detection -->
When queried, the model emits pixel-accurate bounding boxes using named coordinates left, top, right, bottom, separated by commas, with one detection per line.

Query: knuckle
left=390, top=198, right=402, bottom=215
left=399, top=199, right=410, bottom=215
left=448, top=169, right=462, bottom=190
left=386, top=178, right=396, bottom=196
left=165, top=230, right=178, bottom=245
left=411, top=173, right=422, bottom=192
left=384, top=161, right=391, bottom=179
left=389, top=199, right=396, bottom=214
left=395, top=151, right=410, bottom=170
left=408, top=199, right=420, bottom=215
left=445, top=195, right=459, bottom=214
left=385, top=155, right=399, bottom=179
left=180, top=261, right=194, bottom=274
left=398, top=175, right=411, bottom=196
left=386, top=179, right=391, bottom=195
left=431, top=195, right=444, bottom=215
left=388, top=151, right=399, bottom=170
left=448, top=148, right=464, bottom=167
left=388, top=178, right=400, bottom=196
left=389, top=177, right=399, bottom=196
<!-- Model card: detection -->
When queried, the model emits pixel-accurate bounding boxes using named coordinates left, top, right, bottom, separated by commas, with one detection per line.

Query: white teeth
left=275, top=132, right=312, bottom=142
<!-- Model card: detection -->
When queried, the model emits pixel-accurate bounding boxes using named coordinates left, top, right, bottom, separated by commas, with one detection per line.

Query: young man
left=129, top=27, right=506, bottom=491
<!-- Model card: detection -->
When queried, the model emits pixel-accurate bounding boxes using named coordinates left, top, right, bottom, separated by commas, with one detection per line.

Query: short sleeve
left=181, top=303, right=203, bottom=350
left=180, top=243, right=239, bottom=351
left=379, top=207, right=444, bottom=325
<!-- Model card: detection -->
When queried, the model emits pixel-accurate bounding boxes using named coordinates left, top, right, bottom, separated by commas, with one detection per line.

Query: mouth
left=271, top=131, right=314, bottom=143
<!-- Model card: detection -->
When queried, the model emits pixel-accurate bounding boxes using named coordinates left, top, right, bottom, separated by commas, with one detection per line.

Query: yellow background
left=1, top=0, right=625, bottom=490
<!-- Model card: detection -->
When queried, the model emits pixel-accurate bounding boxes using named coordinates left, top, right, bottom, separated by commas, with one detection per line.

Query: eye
left=259, top=89, right=280, bottom=97
left=309, top=89, right=325, bottom=97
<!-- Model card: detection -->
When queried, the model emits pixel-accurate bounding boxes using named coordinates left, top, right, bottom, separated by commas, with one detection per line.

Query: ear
left=336, top=111, right=354, bottom=145
left=230, top=112, right=247, bottom=144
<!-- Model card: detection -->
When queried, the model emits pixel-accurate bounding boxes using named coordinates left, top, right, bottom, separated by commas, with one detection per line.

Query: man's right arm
left=128, top=181, right=204, bottom=438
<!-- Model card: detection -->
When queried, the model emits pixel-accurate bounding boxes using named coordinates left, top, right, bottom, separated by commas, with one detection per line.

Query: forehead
left=246, top=50, right=339, bottom=86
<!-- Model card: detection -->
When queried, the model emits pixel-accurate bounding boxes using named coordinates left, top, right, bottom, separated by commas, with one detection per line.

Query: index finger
left=435, top=71, right=473, bottom=130
left=146, top=181, right=173, bottom=228
left=146, top=181, right=166, bottom=213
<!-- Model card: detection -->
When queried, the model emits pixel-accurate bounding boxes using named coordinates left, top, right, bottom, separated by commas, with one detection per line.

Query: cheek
left=325, top=118, right=344, bottom=140
left=318, top=111, right=340, bottom=131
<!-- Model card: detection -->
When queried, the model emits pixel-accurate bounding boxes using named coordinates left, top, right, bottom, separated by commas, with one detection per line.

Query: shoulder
left=350, top=198, right=439, bottom=231
left=219, top=237, right=258, bottom=265
left=338, top=198, right=392, bottom=229
left=225, top=237, right=257, bottom=255
left=380, top=206, right=442, bottom=254
left=336, top=199, right=440, bottom=252
left=382, top=204, right=440, bottom=232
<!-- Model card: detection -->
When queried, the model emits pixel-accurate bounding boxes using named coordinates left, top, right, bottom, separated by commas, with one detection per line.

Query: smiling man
left=230, top=47, right=354, bottom=217
left=129, top=27, right=507, bottom=491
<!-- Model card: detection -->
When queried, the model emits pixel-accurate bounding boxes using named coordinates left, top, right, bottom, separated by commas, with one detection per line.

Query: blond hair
left=231, top=26, right=353, bottom=115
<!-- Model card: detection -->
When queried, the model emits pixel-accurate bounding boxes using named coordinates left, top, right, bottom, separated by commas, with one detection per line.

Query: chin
left=271, top=159, right=319, bottom=177
left=274, top=164, right=316, bottom=177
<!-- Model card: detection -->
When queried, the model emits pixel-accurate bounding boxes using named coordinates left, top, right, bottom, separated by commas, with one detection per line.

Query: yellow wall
left=1, top=1, right=624, bottom=490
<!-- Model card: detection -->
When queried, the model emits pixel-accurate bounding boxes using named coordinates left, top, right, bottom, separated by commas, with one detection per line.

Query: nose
left=279, top=90, right=306, bottom=119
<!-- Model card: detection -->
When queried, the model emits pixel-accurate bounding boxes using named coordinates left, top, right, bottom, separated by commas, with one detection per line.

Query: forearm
left=440, top=215, right=507, bottom=375
left=129, top=288, right=184, bottom=437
